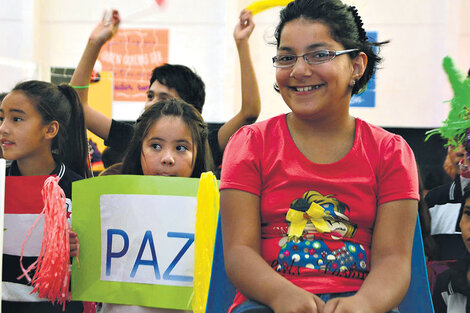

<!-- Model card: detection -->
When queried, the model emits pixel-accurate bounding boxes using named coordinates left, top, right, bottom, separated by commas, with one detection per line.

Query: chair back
left=397, top=217, right=435, bottom=313
left=205, top=216, right=236, bottom=313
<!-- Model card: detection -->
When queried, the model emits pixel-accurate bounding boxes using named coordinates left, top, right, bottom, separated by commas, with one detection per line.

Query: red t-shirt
left=220, top=114, right=419, bottom=310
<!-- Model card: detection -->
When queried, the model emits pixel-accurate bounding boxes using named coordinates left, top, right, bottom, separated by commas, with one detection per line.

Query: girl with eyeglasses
left=219, top=1, right=419, bottom=312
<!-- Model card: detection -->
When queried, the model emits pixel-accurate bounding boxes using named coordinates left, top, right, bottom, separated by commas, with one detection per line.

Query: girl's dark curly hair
left=274, top=0, right=388, bottom=95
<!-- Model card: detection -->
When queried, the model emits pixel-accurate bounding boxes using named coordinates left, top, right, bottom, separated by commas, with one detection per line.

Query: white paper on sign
left=100, top=194, right=196, bottom=287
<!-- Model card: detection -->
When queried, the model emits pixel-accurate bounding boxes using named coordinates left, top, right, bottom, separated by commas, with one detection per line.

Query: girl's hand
left=271, top=286, right=325, bottom=313
left=69, top=230, right=80, bottom=258
left=234, top=9, right=255, bottom=45
left=323, top=295, right=373, bottom=313
left=89, top=9, right=121, bottom=45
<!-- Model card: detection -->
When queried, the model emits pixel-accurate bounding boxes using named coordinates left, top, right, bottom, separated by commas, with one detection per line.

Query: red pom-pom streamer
left=18, top=176, right=71, bottom=310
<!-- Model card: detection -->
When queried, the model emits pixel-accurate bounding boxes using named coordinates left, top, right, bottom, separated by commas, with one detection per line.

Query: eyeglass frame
left=272, top=48, right=359, bottom=68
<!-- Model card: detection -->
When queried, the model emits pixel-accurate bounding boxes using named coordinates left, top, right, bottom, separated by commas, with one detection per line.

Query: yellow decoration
left=286, top=209, right=308, bottom=239
left=246, top=0, right=292, bottom=15
left=286, top=202, right=330, bottom=238
left=192, top=172, right=220, bottom=313
left=88, top=71, right=113, bottom=154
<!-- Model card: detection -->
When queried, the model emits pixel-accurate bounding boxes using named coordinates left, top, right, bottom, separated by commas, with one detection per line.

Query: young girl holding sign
left=220, top=0, right=419, bottom=312
left=0, top=80, right=90, bottom=312
left=100, top=98, right=213, bottom=313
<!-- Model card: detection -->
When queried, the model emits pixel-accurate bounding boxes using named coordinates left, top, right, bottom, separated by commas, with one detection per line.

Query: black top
left=105, top=119, right=223, bottom=172
left=432, top=256, right=470, bottom=313
left=425, top=175, right=463, bottom=214
left=425, top=176, right=468, bottom=260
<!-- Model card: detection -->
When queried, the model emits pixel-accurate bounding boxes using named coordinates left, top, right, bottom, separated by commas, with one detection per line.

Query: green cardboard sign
left=71, top=175, right=200, bottom=310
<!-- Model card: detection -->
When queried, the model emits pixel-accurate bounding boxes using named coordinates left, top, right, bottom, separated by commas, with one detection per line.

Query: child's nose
left=290, top=56, right=313, bottom=79
left=161, top=150, right=175, bottom=165
left=0, top=120, right=8, bottom=134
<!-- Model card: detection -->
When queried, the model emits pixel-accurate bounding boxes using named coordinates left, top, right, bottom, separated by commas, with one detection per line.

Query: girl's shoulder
left=60, top=167, right=83, bottom=189
left=252, top=114, right=286, bottom=131
left=226, top=115, right=287, bottom=153
left=355, top=118, right=409, bottom=151
left=56, top=163, right=84, bottom=198
left=233, top=114, right=286, bottom=138
left=356, top=118, right=400, bottom=141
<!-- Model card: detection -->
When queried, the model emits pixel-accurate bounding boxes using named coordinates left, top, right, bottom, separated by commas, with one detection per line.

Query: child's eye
left=464, top=209, right=470, bottom=216
left=278, top=55, right=295, bottom=62
left=307, top=50, right=331, bottom=61
left=146, top=92, right=154, bottom=101
left=156, top=93, right=172, bottom=102
left=151, top=143, right=162, bottom=150
left=313, top=51, right=329, bottom=58
left=176, top=145, right=189, bottom=152
left=13, top=117, right=22, bottom=122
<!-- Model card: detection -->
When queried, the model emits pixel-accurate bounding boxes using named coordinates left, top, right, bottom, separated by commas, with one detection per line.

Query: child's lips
left=158, top=172, right=175, bottom=177
left=1, top=139, right=13, bottom=146
left=289, top=84, right=325, bottom=92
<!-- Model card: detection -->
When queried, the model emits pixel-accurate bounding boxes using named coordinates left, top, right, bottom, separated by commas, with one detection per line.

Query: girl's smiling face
left=140, top=115, right=196, bottom=177
left=275, top=19, right=364, bottom=120
left=0, top=91, right=52, bottom=162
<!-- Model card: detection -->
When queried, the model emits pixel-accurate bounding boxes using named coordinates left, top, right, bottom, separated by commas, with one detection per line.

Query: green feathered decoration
left=425, top=56, right=470, bottom=148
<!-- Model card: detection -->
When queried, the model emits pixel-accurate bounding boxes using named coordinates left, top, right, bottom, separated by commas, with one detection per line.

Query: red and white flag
left=4, top=176, right=50, bottom=257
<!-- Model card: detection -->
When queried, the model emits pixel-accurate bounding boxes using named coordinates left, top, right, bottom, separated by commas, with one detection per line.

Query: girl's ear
left=44, top=121, right=59, bottom=140
left=352, top=51, right=368, bottom=81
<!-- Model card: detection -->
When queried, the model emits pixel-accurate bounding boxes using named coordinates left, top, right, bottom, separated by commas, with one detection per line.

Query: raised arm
left=217, top=9, right=261, bottom=151
left=70, top=10, right=120, bottom=141
left=221, top=189, right=325, bottom=313
left=323, top=199, right=418, bottom=313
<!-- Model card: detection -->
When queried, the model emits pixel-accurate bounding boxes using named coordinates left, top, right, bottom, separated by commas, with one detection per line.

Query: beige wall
left=0, top=0, right=468, bottom=127
left=231, top=0, right=470, bottom=127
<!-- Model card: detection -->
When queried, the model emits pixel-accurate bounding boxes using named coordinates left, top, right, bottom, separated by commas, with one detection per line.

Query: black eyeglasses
left=272, top=49, right=359, bottom=68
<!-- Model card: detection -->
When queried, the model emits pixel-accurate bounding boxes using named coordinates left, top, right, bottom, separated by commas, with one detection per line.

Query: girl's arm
left=221, top=189, right=325, bottom=313
left=70, top=10, right=120, bottom=141
left=217, top=9, right=261, bottom=151
left=323, top=199, right=418, bottom=313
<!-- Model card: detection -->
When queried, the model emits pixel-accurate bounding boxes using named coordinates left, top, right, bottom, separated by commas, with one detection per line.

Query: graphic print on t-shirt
left=274, top=191, right=368, bottom=280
